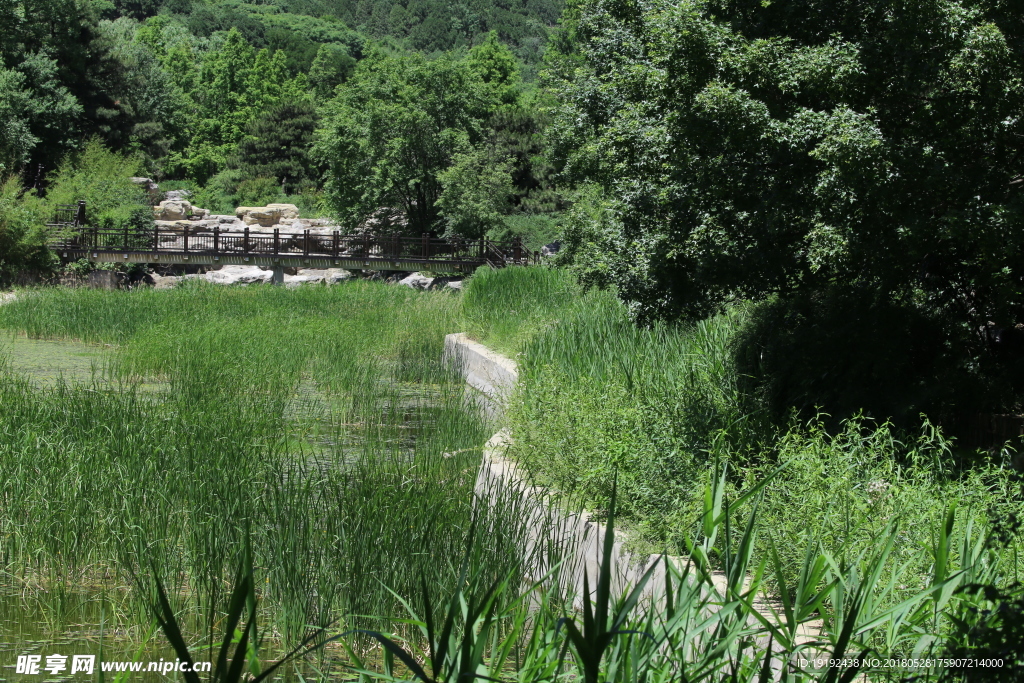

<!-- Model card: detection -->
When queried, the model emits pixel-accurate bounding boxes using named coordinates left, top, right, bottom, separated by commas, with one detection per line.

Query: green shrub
left=0, top=174, right=53, bottom=282
left=45, top=139, right=149, bottom=225
left=235, top=176, right=284, bottom=207
left=489, top=213, right=560, bottom=252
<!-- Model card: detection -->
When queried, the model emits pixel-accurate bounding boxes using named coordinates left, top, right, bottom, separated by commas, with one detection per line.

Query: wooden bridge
left=47, top=202, right=539, bottom=275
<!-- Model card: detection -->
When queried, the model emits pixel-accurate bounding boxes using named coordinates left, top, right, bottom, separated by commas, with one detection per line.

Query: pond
left=0, top=335, right=110, bottom=387
left=0, top=300, right=494, bottom=682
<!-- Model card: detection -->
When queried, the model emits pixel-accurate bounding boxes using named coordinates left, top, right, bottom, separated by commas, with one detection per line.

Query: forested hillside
left=3, top=0, right=1024, bottom=434
left=0, top=0, right=562, bottom=235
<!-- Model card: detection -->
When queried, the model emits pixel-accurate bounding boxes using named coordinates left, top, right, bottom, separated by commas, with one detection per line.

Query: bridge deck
left=50, top=226, right=537, bottom=273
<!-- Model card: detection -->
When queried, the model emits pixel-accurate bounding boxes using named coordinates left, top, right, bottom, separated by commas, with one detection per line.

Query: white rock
left=154, top=200, right=192, bottom=221
left=151, top=274, right=178, bottom=290
left=326, top=268, right=352, bottom=283
left=399, top=272, right=434, bottom=290
left=164, top=189, right=192, bottom=202
left=204, top=265, right=273, bottom=285
left=267, top=203, right=300, bottom=220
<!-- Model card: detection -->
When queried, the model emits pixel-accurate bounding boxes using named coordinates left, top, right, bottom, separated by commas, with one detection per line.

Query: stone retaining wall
left=444, top=332, right=676, bottom=602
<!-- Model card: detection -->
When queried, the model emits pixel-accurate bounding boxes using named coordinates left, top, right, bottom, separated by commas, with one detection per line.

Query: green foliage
left=436, top=148, right=513, bottom=239
left=235, top=176, right=284, bottom=208
left=233, top=101, right=319, bottom=195
left=466, top=31, right=522, bottom=108
left=94, top=17, right=190, bottom=172
left=0, top=283, right=517, bottom=646
left=732, top=290, right=997, bottom=428
left=317, top=49, right=488, bottom=233
left=460, top=264, right=582, bottom=355
left=163, top=27, right=309, bottom=184
left=0, top=175, right=51, bottom=281
left=0, top=66, right=37, bottom=173
left=45, top=139, right=150, bottom=228
left=490, top=212, right=560, bottom=252
left=549, top=0, right=1024, bottom=418
left=465, top=267, right=1024, bottom=612
left=309, top=43, right=356, bottom=100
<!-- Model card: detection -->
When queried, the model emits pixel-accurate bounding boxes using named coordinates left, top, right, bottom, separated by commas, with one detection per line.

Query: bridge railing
left=46, top=201, right=87, bottom=230
left=49, top=226, right=540, bottom=266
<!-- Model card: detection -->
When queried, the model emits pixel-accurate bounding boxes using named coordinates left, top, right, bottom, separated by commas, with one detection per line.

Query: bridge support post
left=271, top=264, right=284, bottom=285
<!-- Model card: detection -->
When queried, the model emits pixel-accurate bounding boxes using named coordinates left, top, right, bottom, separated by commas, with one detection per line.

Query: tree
left=0, top=66, right=37, bottom=174
left=437, top=147, right=513, bottom=238
left=0, top=174, right=50, bottom=282
left=309, top=44, right=356, bottom=101
left=551, top=0, right=1024, bottom=328
left=316, top=50, right=488, bottom=234
left=233, top=101, right=319, bottom=195
left=549, top=0, right=1024, bottom=419
left=168, top=28, right=307, bottom=184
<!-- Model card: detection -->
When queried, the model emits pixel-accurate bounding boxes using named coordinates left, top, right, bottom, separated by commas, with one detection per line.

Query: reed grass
left=0, top=281, right=537, bottom=652
left=1, top=271, right=1022, bottom=679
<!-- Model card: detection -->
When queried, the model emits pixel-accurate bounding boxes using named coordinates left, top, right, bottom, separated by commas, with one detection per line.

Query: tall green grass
left=460, top=264, right=585, bottom=356
left=0, top=282, right=546, bottom=652
left=2, top=270, right=1023, bottom=678
left=462, top=267, right=1024, bottom=662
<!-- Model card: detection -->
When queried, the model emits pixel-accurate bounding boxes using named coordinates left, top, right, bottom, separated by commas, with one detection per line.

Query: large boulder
left=154, top=200, right=192, bottom=221
left=204, top=265, right=274, bottom=285
left=284, top=268, right=352, bottom=287
left=164, top=189, right=191, bottom=202
left=235, top=204, right=300, bottom=227
left=267, top=203, right=300, bottom=220
left=399, top=272, right=435, bottom=290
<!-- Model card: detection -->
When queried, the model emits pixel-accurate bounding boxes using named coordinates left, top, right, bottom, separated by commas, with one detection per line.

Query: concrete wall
left=443, top=333, right=519, bottom=420
left=444, top=332, right=676, bottom=603
left=446, top=332, right=819, bottom=663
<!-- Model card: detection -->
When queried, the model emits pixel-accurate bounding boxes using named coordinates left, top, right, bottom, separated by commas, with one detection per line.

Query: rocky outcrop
left=150, top=267, right=353, bottom=289
left=164, top=189, right=191, bottom=202
left=154, top=200, right=192, bottom=221
left=284, top=268, right=352, bottom=287
left=235, top=204, right=300, bottom=227
left=395, top=272, right=464, bottom=291
left=205, top=265, right=275, bottom=285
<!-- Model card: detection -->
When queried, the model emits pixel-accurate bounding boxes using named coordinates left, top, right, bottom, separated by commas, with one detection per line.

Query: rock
left=267, top=203, right=300, bottom=220
left=130, top=177, right=161, bottom=203
left=287, top=268, right=353, bottom=285
left=284, top=272, right=324, bottom=288
left=204, top=265, right=273, bottom=285
left=164, top=189, right=192, bottom=202
left=399, top=272, right=434, bottom=290
left=191, top=207, right=210, bottom=219
left=151, top=274, right=179, bottom=290
left=235, top=203, right=301, bottom=227
left=235, top=207, right=277, bottom=227
left=326, top=268, right=352, bottom=283
left=429, top=277, right=463, bottom=290
left=541, top=240, right=561, bottom=257
left=154, top=200, right=192, bottom=221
